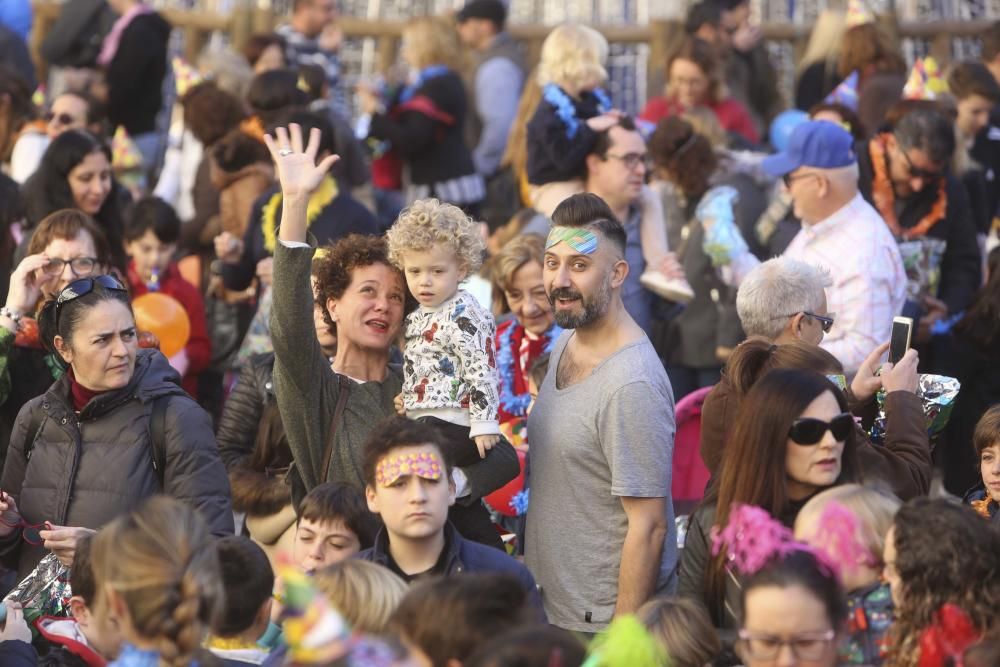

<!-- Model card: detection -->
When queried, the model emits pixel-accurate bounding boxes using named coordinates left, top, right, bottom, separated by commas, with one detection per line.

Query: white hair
left=736, top=257, right=833, bottom=340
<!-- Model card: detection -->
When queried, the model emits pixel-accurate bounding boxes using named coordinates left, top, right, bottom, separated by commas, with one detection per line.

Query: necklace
left=496, top=322, right=561, bottom=416
left=543, top=84, right=613, bottom=140
left=868, top=134, right=947, bottom=239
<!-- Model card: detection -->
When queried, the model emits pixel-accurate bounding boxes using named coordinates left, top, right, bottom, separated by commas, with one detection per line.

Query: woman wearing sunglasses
left=0, top=273, right=233, bottom=579
left=678, top=368, right=863, bottom=645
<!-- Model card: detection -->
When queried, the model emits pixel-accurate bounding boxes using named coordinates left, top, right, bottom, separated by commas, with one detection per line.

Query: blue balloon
left=769, top=109, right=810, bottom=152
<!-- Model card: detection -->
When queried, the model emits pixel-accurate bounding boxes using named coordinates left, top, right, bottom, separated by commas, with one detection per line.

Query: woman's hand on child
left=0, top=492, right=21, bottom=537
left=474, top=434, right=499, bottom=459
left=851, top=341, right=890, bottom=404
left=0, top=602, right=32, bottom=644
left=393, top=393, right=406, bottom=416
left=586, top=114, right=621, bottom=133
left=264, top=124, right=340, bottom=201
left=39, top=525, right=97, bottom=568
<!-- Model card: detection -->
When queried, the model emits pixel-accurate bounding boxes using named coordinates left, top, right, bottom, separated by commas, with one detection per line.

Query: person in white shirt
left=719, top=120, right=906, bottom=373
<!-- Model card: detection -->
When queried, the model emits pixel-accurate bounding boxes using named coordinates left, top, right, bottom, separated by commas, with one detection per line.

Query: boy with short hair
left=123, top=196, right=211, bottom=397
left=34, top=533, right=124, bottom=665
left=207, top=537, right=274, bottom=666
left=293, top=482, right=379, bottom=573
left=358, top=416, right=542, bottom=610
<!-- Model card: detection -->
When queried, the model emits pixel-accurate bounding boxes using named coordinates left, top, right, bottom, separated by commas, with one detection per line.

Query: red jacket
left=126, top=260, right=211, bottom=398
left=639, top=95, right=759, bottom=145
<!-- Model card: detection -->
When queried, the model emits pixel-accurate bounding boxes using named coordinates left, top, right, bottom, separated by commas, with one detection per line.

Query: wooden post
left=376, top=35, right=397, bottom=74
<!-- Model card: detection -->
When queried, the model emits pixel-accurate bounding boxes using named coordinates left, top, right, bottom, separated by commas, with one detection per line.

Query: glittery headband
left=375, top=452, right=444, bottom=487
left=545, top=227, right=599, bottom=255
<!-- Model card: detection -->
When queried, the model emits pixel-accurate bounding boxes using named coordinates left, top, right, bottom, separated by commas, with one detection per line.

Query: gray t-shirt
left=524, top=332, right=677, bottom=631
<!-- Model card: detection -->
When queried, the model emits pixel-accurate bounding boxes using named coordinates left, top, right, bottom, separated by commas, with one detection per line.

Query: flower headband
left=546, top=227, right=599, bottom=255
left=711, top=502, right=870, bottom=581
left=375, top=451, right=443, bottom=487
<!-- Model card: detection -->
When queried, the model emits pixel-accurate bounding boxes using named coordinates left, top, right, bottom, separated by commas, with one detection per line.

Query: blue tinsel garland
left=496, top=323, right=562, bottom=417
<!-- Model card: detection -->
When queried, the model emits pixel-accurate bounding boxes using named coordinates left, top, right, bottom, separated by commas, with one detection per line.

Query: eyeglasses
left=45, top=111, right=78, bottom=127
left=773, top=311, right=836, bottom=333
left=737, top=630, right=836, bottom=660
left=55, top=275, right=128, bottom=324
left=45, top=256, right=99, bottom=276
left=789, top=412, right=854, bottom=445
left=604, top=152, right=651, bottom=171
left=782, top=171, right=820, bottom=188
left=894, top=139, right=944, bottom=183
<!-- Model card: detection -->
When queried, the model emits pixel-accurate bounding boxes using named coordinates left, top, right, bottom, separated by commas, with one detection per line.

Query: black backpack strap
left=149, top=396, right=170, bottom=487
left=22, top=406, right=47, bottom=463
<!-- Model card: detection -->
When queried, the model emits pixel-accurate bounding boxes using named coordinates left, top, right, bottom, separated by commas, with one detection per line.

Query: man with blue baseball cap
left=719, top=120, right=906, bottom=373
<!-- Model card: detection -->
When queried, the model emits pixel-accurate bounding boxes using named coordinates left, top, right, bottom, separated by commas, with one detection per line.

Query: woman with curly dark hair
left=883, top=498, right=1000, bottom=667
left=648, top=115, right=767, bottom=398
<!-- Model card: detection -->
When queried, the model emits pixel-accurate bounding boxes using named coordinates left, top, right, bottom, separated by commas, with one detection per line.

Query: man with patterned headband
left=357, top=416, right=542, bottom=610
left=525, top=192, right=676, bottom=633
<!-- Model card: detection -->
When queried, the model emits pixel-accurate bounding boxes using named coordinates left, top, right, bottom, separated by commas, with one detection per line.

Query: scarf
left=400, top=65, right=451, bottom=103
left=868, top=134, right=947, bottom=240
left=97, top=3, right=154, bottom=67
left=261, top=176, right=338, bottom=253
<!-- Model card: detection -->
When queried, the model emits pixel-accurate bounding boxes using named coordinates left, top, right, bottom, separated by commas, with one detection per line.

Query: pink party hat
left=824, top=70, right=860, bottom=111
left=846, top=0, right=876, bottom=28
left=172, top=56, right=203, bottom=98
left=111, top=126, right=143, bottom=172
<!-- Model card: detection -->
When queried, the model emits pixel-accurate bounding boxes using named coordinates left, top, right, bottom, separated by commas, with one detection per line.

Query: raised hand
left=6, top=254, right=57, bottom=317
left=263, top=124, right=340, bottom=201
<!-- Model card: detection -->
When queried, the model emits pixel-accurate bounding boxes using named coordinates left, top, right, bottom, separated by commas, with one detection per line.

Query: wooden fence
left=28, top=0, right=993, bottom=101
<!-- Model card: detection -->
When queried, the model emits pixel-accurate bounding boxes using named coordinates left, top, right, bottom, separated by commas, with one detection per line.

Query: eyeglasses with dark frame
left=788, top=412, right=855, bottom=445
left=44, top=257, right=99, bottom=277
left=893, top=137, right=944, bottom=183
left=772, top=311, right=836, bottom=333
left=45, top=111, right=79, bottom=127
left=737, top=630, right=836, bottom=660
left=604, top=152, right=652, bottom=171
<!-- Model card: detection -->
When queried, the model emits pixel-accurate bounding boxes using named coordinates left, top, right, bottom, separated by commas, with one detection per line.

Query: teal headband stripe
left=546, top=227, right=599, bottom=255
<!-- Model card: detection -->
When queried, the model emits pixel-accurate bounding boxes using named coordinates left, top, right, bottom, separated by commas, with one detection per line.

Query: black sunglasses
left=55, top=275, right=128, bottom=323
left=894, top=139, right=943, bottom=183
left=789, top=412, right=854, bottom=445
left=774, top=311, right=835, bottom=333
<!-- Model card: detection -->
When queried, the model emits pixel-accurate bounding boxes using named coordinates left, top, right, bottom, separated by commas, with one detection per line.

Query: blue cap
left=762, top=120, right=857, bottom=177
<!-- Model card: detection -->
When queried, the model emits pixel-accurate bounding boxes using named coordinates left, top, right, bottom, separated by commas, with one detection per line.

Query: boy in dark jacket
left=205, top=537, right=274, bottom=666
left=356, top=416, right=542, bottom=612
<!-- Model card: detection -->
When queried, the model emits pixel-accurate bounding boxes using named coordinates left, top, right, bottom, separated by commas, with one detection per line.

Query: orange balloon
left=132, top=293, right=191, bottom=358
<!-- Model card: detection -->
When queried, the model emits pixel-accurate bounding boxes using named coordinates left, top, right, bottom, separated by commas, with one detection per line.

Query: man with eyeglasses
left=856, top=108, right=982, bottom=342
left=720, top=120, right=906, bottom=375
left=581, top=116, right=688, bottom=337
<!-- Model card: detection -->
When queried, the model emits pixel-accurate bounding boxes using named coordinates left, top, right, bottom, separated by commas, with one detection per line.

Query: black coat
left=369, top=70, right=478, bottom=187
left=857, top=140, right=982, bottom=315
left=217, top=352, right=275, bottom=472
left=525, top=89, right=604, bottom=185
left=105, top=12, right=171, bottom=135
left=0, top=350, right=233, bottom=578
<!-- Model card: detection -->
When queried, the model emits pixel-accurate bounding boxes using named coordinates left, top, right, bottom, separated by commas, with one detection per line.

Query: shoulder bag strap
left=320, top=375, right=351, bottom=483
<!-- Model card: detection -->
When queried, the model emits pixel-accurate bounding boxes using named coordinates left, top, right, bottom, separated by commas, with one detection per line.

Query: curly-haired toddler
left=387, top=199, right=500, bottom=464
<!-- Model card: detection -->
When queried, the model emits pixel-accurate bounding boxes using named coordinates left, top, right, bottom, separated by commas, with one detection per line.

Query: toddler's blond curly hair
left=386, top=198, right=485, bottom=273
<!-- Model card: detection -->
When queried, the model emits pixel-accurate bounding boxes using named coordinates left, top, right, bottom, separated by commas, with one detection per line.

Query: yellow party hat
left=111, top=126, right=144, bottom=172
left=846, top=0, right=876, bottom=27
left=172, top=56, right=204, bottom=98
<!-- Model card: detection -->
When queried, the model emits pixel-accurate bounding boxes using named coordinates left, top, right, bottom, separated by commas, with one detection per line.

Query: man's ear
left=365, top=485, right=380, bottom=514
left=585, top=152, right=603, bottom=176
left=790, top=312, right=808, bottom=339
left=611, top=257, right=629, bottom=289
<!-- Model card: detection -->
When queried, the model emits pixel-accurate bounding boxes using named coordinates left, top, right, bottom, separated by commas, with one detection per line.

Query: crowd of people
left=0, top=0, right=999, bottom=664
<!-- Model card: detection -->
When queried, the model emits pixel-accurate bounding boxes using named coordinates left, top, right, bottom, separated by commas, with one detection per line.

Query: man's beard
left=548, top=276, right=612, bottom=329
